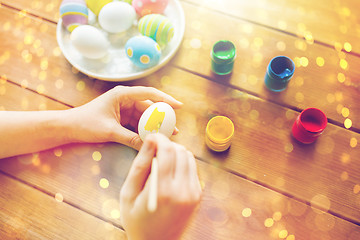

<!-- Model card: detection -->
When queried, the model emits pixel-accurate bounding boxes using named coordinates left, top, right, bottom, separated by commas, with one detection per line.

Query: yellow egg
left=86, top=0, right=112, bottom=15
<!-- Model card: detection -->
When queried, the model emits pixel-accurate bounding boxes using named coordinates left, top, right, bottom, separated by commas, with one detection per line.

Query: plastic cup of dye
left=292, top=108, right=327, bottom=144
left=205, top=116, right=234, bottom=152
left=265, top=56, right=295, bottom=92
left=211, top=40, right=236, bottom=75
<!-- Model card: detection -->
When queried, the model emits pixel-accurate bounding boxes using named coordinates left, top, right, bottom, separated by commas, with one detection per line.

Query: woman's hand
left=119, top=133, right=202, bottom=240
left=70, top=86, right=183, bottom=150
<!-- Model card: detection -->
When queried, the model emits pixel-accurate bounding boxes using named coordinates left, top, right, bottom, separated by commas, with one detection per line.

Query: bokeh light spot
left=295, top=92, right=304, bottom=102
left=55, top=79, right=64, bottom=89
left=276, top=41, right=286, bottom=51
left=55, top=193, right=64, bottom=202
left=278, top=21, right=287, bottom=30
left=190, top=38, right=202, bottom=49
left=279, top=230, right=288, bottom=239
left=344, top=118, right=352, bottom=129
left=310, top=194, right=331, bottom=212
left=264, top=218, right=274, bottom=227
left=284, top=143, right=293, bottom=153
left=337, top=73, right=345, bottom=83
left=316, top=57, right=325, bottom=67
left=242, top=208, right=252, bottom=217
left=53, top=148, right=62, bottom=157
left=110, top=209, right=121, bottom=219
left=344, top=42, right=352, bottom=52
left=92, top=151, right=102, bottom=161
left=353, top=184, right=360, bottom=194
left=340, top=171, right=349, bottom=181
left=350, top=137, right=357, bottom=148
left=299, top=57, right=308, bottom=67
left=273, top=211, right=282, bottom=221
left=340, top=59, right=348, bottom=70
left=341, top=153, right=350, bottom=164
left=326, top=93, right=335, bottom=103
left=341, top=107, right=350, bottom=118
left=76, top=81, right=86, bottom=91
left=100, top=178, right=109, bottom=189
left=286, top=235, right=295, bottom=240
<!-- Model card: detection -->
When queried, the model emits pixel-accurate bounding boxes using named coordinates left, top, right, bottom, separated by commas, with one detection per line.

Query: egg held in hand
left=138, top=102, right=176, bottom=141
left=99, top=1, right=136, bottom=33
left=125, top=36, right=161, bottom=69
left=132, top=0, right=169, bottom=16
left=138, top=14, right=174, bottom=45
left=60, top=0, right=88, bottom=32
left=70, top=25, right=109, bottom=59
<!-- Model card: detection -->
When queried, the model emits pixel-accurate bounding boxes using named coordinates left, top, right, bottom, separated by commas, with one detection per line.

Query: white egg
left=99, top=2, right=136, bottom=33
left=138, top=102, right=176, bottom=141
left=70, top=25, right=109, bottom=59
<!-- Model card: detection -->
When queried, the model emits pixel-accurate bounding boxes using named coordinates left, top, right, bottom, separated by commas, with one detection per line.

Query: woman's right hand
left=119, top=133, right=202, bottom=240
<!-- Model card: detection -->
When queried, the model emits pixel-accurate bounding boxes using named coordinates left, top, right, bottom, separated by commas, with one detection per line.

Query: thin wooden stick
left=147, top=157, right=158, bottom=212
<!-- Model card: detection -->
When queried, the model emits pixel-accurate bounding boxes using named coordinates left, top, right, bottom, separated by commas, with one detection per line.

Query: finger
left=155, top=134, right=176, bottom=180
left=121, top=135, right=156, bottom=199
left=113, top=125, right=143, bottom=150
left=187, top=151, right=202, bottom=193
left=174, top=144, right=189, bottom=180
left=135, top=100, right=154, bottom=113
left=116, top=86, right=183, bottom=109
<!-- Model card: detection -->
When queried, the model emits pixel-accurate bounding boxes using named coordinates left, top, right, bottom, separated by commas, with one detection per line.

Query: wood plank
left=1, top=70, right=359, bottom=238
left=173, top=2, right=360, bottom=131
left=1, top=64, right=360, bottom=225
left=0, top=0, right=61, bottom=23
left=0, top=173, right=126, bottom=239
left=1, top=143, right=360, bottom=240
left=180, top=0, right=360, bottom=54
left=3, top=0, right=360, bottom=55
left=0, top=80, right=68, bottom=111
left=0, top=3, right=359, bottom=131
left=0, top=4, right=360, bottom=223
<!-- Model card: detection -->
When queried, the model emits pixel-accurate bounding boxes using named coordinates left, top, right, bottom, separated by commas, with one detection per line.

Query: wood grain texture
left=180, top=0, right=360, bottom=54
left=0, top=3, right=359, bottom=131
left=3, top=0, right=360, bottom=55
left=172, top=2, right=360, bottom=131
left=1, top=142, right=360, bottom=240
left=1, top=66, right=360, bottom=226
left=0, top=80, right=68, bottom=111
left=0, top=0, right=359, bottom=239
left=0, top=173, right=126, bottom=240
left=0, top=3, right=359, bottom=222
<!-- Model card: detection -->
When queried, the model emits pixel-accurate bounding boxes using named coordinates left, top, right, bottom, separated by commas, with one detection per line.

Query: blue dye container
left=265, top=56, right=295, bottom=92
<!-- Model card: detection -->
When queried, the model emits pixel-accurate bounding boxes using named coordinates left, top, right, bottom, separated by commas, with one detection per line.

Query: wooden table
left=0, top=0, right=359, bottom=239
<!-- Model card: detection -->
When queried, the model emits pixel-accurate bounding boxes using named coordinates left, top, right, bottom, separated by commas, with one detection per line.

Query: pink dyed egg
left=60, top=0, right=88, bottom=32
left=132, top=0, right=169, bottom=16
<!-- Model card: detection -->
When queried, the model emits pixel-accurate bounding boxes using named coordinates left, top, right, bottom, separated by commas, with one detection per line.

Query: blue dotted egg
left=125, top=36, right=161, bottom=69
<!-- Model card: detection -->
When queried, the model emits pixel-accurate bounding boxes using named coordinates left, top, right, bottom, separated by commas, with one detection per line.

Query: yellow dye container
left=205, top=116, right=234, bottom=152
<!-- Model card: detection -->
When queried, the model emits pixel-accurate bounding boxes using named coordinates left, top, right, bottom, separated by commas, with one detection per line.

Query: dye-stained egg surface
left=60, top=0, right=88, bottom=32
left=138, top=102, right=176, bottom=141
left=132, top=0, right=169, bottom=16
left=86, top=0, right=112, bottom=15
left=138, top=14, right=174, bottom=45
left=125, top=36, right=161, bottom=69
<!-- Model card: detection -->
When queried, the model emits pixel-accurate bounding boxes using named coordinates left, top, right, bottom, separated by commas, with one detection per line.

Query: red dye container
left=292, top=108, right=327, bottom=144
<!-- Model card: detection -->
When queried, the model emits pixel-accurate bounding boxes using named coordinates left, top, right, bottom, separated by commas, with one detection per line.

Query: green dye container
left=211, top=40, right=236, bottom=75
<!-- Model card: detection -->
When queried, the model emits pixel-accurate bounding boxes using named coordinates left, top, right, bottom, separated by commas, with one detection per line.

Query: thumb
left=112, top=125, right=143, bottom=150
